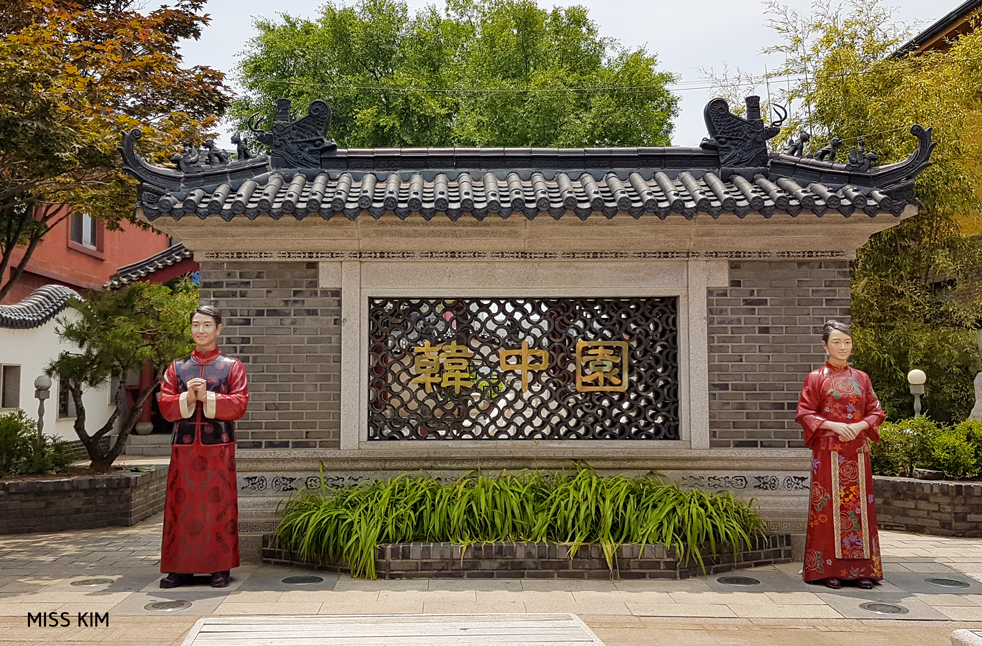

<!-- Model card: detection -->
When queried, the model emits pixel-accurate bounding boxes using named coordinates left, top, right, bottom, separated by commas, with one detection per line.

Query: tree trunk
left=101, top=377, right=162, bottom=468
left=0, top=203, right=63, bottom=302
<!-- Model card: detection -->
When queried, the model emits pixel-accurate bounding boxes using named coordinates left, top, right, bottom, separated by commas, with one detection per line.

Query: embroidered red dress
left=796, top=363, right=885, bottom=583
left=158, top=347, right=249, bottom=574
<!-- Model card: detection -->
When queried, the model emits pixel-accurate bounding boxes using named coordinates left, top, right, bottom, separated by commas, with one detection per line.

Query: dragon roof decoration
left=121, top=96, right=936, bottom=223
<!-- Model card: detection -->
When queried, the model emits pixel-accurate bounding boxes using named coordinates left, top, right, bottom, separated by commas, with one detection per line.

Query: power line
left=240, top=51, right=982, bottom=96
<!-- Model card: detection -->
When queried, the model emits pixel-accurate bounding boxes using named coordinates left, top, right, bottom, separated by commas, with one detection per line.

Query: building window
left=1, top=365, right=20, bottom=409
left=58, top=380, right=77, bottom=419
left=69, top=211, right=102, bottom=251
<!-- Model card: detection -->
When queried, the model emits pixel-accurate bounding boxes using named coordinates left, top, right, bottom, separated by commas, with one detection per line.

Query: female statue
left=796, top=320, right=885, bottom=590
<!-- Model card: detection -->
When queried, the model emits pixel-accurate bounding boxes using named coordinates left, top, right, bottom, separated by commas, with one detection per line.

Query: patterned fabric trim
left=859, top=454, right=871, bottom=559
left=832, top=450, right=841, bottom=560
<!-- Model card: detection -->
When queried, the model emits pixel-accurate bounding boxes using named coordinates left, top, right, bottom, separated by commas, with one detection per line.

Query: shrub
left=871, top=417, right=940, bottom=476
left=930, top=430, right=977, bottom=480
left=275, top=467, right=764, bottom=579
left=953, top=420, right=982, bottom=472
left=0, top=410, right=73, bottom=476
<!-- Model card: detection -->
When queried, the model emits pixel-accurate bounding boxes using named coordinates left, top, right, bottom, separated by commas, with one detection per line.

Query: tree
left=0, top=0, right=231, bottom=301
left=745, top=0, right=982, bottom=421
left=232, top=0, right=678, bottom=148
left=47, top=281, right=198, bottom=471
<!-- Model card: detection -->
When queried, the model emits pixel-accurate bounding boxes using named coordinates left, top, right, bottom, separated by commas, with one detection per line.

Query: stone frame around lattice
left=321, top=258, right=730, bottom=451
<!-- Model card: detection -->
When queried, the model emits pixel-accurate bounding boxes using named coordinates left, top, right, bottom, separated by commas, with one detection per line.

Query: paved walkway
left=0, top=514, right=980, bottom=645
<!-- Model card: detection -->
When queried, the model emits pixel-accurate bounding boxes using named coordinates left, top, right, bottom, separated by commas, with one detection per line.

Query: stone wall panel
left=708, top=260, right=851, bottom=448
left=197, top=261, right=342, bottom=450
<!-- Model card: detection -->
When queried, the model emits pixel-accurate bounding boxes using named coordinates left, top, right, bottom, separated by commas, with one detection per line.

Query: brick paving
left=0, top=515, right=980, bottom=645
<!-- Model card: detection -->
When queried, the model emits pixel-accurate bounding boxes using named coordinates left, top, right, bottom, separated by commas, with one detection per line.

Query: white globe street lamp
left=907, top=369, right=926, bottom=419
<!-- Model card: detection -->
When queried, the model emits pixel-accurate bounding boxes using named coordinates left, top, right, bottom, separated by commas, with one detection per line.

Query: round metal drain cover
left=717, top=576, right=760, bottom=586
left=71, top=578, right=113, bottom=587
left=282, top=575, right=323, bottom=585
left=145, top=600, right=192, bottom=611
left=859, top=602, right=908, bottom=615
left=926, top=577, right=971, bottom=588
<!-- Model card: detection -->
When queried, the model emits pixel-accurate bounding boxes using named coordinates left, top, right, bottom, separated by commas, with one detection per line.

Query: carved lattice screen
left=367, top=297, right=679, bottom=440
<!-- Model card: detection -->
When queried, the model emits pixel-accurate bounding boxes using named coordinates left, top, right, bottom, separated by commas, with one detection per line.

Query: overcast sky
left=178, top=0, right=946, bottom=147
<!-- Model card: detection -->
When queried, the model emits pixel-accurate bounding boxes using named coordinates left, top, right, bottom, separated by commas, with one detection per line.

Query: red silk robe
left=796, top=363, right=885, bottom=583
left=158, top=347, right=249, bottom=574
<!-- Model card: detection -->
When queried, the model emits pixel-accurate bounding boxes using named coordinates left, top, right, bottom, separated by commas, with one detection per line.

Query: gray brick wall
left=707, top=260, right=851, bottom=449
left=0, top=469, right=166, bottom=535
left=197, top=261, right=341, bottom=450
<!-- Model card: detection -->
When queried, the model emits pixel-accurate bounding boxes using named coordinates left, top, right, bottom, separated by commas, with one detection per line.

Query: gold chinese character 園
left=575, top=341, right=629, bottom=392
left=439, top=341, right=474, bottom=394
left=411, top=340, right=442, bottom=393
left=499, top=340, right=549, bottom=392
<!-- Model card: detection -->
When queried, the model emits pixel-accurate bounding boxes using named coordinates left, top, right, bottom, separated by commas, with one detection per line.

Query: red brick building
left=1, top=206, right=174, bottom=304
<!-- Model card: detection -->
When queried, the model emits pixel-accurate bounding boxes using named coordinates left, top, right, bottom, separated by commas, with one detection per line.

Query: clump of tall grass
left=274, top=467, right=764, bottom=579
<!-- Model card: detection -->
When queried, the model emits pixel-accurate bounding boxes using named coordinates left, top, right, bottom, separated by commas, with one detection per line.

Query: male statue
left=158, top=306, right=249, bottom=588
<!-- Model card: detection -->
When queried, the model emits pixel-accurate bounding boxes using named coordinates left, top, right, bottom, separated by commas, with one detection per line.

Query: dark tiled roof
left=891, top=0, right=982, bottom=57
left=106, top=242, right=193, bottom=288
left=0, top=285, right=80, bottom=329
left=122, top=97, right=936, bottom=223
left=141, top=168, right=907, bottom=222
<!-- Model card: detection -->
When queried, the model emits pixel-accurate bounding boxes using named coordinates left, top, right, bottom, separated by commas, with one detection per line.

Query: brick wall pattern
left=874, top=476, right=982, bottom=537
left=708, top=260, right=851, bottom=448
left=0, top=468, right=166, bottom=535
left=197, top=261, right=342, bottom=450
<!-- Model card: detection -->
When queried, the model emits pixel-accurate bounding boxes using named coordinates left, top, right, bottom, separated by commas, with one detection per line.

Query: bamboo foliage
left=275, top=467, right=763, bottom=579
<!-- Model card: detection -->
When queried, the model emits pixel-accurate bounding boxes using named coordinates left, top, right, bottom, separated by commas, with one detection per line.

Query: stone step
left=124, top=433, right=172, bottom=456
left=953, top=630, right=982, bottom=646
left=179, top=614, right=605, bottom=646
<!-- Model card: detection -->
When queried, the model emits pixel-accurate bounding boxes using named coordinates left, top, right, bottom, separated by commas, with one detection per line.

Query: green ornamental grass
left=274, top=467, right=764, bottom=579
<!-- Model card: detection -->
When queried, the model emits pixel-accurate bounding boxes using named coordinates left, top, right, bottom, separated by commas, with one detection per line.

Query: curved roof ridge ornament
left=249, top=98, right=339, bottom=168
left=768, top=125, right=936, bottom=197
left=700, top=96, right=785, bottom=168
left=119, top=128, right=270, bottom=193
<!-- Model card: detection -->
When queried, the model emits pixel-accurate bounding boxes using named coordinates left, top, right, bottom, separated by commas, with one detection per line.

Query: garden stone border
left=261, top=534, right=792, bottom=579
left=874, top=475, right=982, bottom=537
left=0, top=466, right=167, bottom=535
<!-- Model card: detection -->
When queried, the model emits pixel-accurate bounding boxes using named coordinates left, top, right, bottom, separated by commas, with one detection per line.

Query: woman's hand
left=829, top=422, right=860, bottom=441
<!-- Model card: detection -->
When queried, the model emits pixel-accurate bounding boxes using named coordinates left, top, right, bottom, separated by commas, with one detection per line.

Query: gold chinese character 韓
left=411, top=340, right=442, bottom=392
left=575, top=341, right=629, bottom=392
left=439, top=341, right=474, bottom=394
left=499, top=340, right=549, bottom=392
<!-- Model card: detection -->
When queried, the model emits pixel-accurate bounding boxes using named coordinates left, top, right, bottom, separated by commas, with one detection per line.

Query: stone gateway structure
left=123, top=96, right=935, bottom=560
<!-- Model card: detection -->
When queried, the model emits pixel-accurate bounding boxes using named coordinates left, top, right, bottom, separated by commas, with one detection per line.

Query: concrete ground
left=0, top=514, right=980, bottom=646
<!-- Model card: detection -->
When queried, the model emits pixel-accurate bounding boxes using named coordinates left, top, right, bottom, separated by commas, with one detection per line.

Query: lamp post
left=33, top=375, right=51, bottom=472
left=34, top=375, right=51, bottom=435
left=908, top=369, right=926, bottom=419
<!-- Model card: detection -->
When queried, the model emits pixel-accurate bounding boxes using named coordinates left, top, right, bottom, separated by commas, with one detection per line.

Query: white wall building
left=0, top=286, right=116, bottom=445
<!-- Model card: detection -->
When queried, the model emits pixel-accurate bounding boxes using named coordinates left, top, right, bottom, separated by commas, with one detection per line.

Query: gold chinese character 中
left=575, top=341, right=629, bottom=392
left=499, top=341, right=549, bottom=392
left=411, top=340, right=442, bottom=393
left=439, top=341, right=474, bottom=394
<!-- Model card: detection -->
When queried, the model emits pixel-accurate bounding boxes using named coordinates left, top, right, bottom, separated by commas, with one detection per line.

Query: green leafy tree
left=47, top=281, right=198, bottom=471
left=0, top=0, right=231, bottom=301
left=233, top=0, right=678, bottom=148
left=746, top=0, right=982, bottom=421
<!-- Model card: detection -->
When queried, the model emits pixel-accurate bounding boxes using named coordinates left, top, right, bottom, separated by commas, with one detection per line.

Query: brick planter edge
left=0, top=467, right=168, bottom=535
left=261, top=534, right=792, bottom=579
left=874, top=475, right=982, bottom=537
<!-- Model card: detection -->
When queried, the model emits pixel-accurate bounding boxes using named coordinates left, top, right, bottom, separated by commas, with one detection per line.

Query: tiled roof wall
left=145, top=170, right=905, bottom=222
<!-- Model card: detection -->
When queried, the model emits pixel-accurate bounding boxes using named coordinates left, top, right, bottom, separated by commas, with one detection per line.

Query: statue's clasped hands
left=828, top=421, right=863, bottom=442
left=185, top=378, right=208, bottom=405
